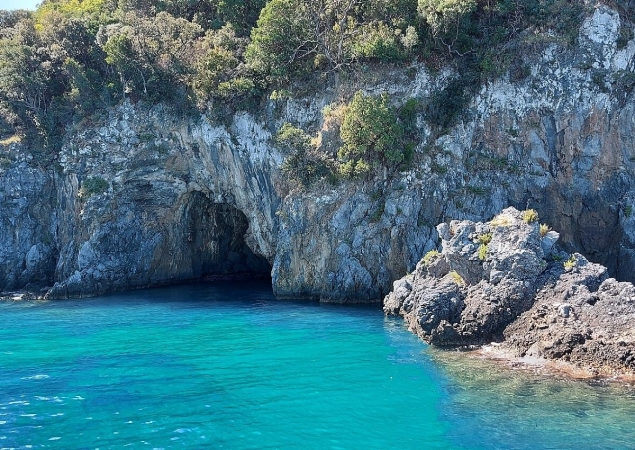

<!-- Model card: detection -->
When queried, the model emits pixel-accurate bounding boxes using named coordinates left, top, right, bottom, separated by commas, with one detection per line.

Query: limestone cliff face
left=47, top=106, right=282, bottom=298
left=1, top=6, right=635, bottom=302
left=0, top=145, right=57, bottom=293
left=273, top=6, right=635, bottom=301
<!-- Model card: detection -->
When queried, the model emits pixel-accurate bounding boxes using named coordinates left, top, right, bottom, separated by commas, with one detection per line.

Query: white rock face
left=579, top=5, right=620, bottom=69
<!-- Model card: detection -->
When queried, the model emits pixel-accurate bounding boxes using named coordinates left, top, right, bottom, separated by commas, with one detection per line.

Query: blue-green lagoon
left=1, top=281, right=634, bottom=449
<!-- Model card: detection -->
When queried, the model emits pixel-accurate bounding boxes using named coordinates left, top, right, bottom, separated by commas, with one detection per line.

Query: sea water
left=1, top=281, right=634, bottom=449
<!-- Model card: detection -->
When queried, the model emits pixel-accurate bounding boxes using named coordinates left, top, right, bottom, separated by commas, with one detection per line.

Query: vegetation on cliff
left=0, top=0, right=626, bottom=173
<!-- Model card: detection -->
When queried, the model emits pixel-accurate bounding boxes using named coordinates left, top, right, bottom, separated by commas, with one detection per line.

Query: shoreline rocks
left=384, top=207, right=635, bottom=378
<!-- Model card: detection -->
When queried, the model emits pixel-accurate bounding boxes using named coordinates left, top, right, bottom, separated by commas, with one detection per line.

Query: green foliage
left=338, top=91, right=407, bottom=178
left=102, top=12, right=203, bottom=102
left=425, top=76, right=471, bottom=128
left=612, top=70, right=635, bottom=105
left=0, top=0, right=592, bottom=160
left=430, top=162, right=448, bottom=174
left=539, top=223, right=551, bottom=237
left=449, top=270, right=465, bottom=285
left=625, top=205, right=633, bottom=219
left=33, top=0, right=115, bottom=32
left=477, top=243, right=488, bottom=261
left=276, top=123, right=335, bottom=187
left=246, top=0, right=420, bottom=84
left=79, top=176, right=109, bottom=199
left=0, top=155, right=13, bottom=168
left=415, top=0, right=586, bottom=112
left=369, top=202, right=385, bottom=223
left=490, top=213, right=512, bottom=227
left=275, top=122, right=311, bottom=153
left=418, top=0, right=585, bottom=58
left=466, top=185, right=490, bottom=196
left=191, top=24, right=254, bottom=104
left=245, top=0, right=311, bottom=82
left=551, top=253, right=563, bottom=261
left=155, top=0, right=266, bottom=36
left=422, top=249, right=440, bottom=265
left=563, top=255, right=577, bottom=271
left=591, top=70, right=608, bottom=93
left=0, top=3, right=119, bottom=152
left=617, top=24, right=634, bottom=50
left=418, top=0, right=477, bottom=39
left=522, top=208, right=539, bottom=223
left=476, top=232, right=492, bottom=245
left=351, top=21, right=406, bottom=62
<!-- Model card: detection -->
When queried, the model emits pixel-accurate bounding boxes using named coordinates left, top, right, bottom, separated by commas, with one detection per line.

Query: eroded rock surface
left=384, top=207, right=635, bottom=376
left=1, top=6, right=635, bottom=302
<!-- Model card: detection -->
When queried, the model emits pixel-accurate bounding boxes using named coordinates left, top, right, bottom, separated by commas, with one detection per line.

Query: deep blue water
left=0, top=281, right=634, bottom=449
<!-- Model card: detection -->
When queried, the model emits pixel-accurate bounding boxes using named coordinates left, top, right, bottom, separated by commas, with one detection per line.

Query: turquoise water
left=1, top=281, right=634, bottom=449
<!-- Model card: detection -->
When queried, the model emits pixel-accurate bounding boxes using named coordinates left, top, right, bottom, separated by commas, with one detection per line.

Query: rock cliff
left=384, top=207, right=635, bottom=376
left=1, top=6, right=635, bottom=302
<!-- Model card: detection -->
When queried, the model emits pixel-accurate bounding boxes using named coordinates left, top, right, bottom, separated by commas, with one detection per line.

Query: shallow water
left=0, top=281, right=633, bottom=449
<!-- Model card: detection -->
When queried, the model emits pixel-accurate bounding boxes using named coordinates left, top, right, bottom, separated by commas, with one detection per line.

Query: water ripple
left=0, top=282, right=633, bottom=449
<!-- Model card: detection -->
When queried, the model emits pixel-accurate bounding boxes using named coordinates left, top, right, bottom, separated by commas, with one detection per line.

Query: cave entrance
left=183, top=191, right=271, bottom=280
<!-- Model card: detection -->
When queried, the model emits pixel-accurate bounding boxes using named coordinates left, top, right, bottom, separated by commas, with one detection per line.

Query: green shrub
left=0, top=156, right=13, bottom=168
left=625, top=205, right=633, bottom=218
left=281, top=150, right=335, bottom=188
left=466, top=185, right=490, bottom=196
left=490, top=213, right=512, bottom=227
left=418, top=0, right=477, bottom=41
left=338, top=91, right=406, bottom=178
left=422, top=249, right=440, bottom=265
left=245, top=0, right=312, bottom=81
left=350, top=21, right=404, bottom=62
left=399, top=98, right=420, bottom=133
left=476, top=232, right=492, bottom=245
left=477, top=243, right=488, bottom=261
left=539, top=223, right=551, bottom=237
left=276, top=123, right=335, bottom=187
left=449, top=270, right=465, bottom=286
left=613, top=70, right=635, bottom=96
left=522, top=209, right=539, bottom=223
left=430, top=163, right=448, bottom=174
left=275, top=123, right=311, bottom=153
left=79, top=176, right=109, bottom=199
left=563, top=255, right=577, bottom=271
left=617, top=25, right=634, bottom=50
left=369, top=202, right=385, bottom=223
left=425, top=77, right=471, bottom=128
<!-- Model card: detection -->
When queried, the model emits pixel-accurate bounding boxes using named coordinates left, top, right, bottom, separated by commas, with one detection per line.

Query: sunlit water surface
left=1, top=281, right=634, bottom=449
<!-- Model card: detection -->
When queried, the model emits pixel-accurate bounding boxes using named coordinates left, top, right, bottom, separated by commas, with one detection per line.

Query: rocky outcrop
left=1, top=6, right=635, bottom=302
left=384, top=207, right=635, bottom=376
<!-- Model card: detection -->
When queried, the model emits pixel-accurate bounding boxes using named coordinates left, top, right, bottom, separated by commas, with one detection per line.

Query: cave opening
left=182, top=191, right=271, bottom=281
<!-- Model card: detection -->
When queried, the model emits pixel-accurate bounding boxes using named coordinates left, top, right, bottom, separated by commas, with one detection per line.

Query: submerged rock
left=385, top=207, right=635, bottom=376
